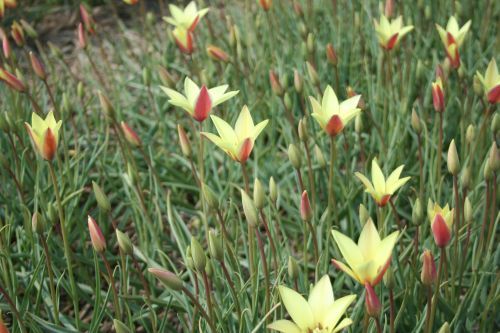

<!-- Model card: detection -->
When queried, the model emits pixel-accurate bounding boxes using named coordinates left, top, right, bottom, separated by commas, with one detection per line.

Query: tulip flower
left=161, top=77, right=238, bottom=122
left=421, top=249, right=437, bottom=286
left=0, top=67, right=26, bottom=92
left=87, top=215, right=106, bottom=253
left=163, top=1, right=209, bottom=31
left=436, top=17, right=471, bottom=69
left=172, top=27, right=194, bottom=54
left=432, top=77, right=445, bottom=112
left=355, top=159, right=410, bottom=207
left=202, top=105, right=268, bottom=164
left=428, top=201, right=454, bottom=248
left=268, top=275, right=356, bottom=333
left=373, top=15, right=413, bottom=50
left=123, top=0, right=139, bottom=4
left=0, top=0, right=17, bottom=18
left=77, top=22, right=87, bottom=49
left=309, top=85, right=361, bottom=137
left=258, top=0, right=272, bottom=11
left=476, top=58, right=500, bottom=104
left=25, top=111, right=62, bottom=161
left=331, top=219, right=399, bottom=286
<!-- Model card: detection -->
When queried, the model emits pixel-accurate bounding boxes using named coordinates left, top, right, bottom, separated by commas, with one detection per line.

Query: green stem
left=40, top=236, right=60, bottom=324
left=48, top=162, right=80, bottom=329
left=182, top=286, right=216, bottom=332
left=0, top=284, right=27, bottom=333
left=327, top=136, right=337, bottom=219
left=101, top=253, right=122, bottom=320
left=427, top=247, right=446, bottom=333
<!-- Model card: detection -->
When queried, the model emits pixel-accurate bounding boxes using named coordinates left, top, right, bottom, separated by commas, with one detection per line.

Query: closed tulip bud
left=411, top=109, right=422, bottom=134
left=98, top=91, right=115, bottom=120
left=20, top=20, right=38, bottom=38
left=120, top=121, right=141, bottom=147
left=442, top=58, right=451, bottom=76
left=299, top=22, right=307, bottom=39
left=229, top=24, right=239, bottom=48
left=185, top=246, right=194, bottom=270
left=461, top=165, right=471, bottom=190
left=412, top=198, right=423, bottom=226
left=11, top=21, right=24, bottom=46
left=288, top=256, right=299, bottom=280
left=116, top=229, right=134, bottom=256
left=113, top=319, right=132, bottom=333
left=463, top=197, right=472, bottom=223
left=77, top=23, right=87, bottom=49
left=269, top=177, right=278, bottom=204
left=284, top=93, right=292, bottom=111
left=432, top=78, right=445, bottom=112
left=61, top=93, right=70, bottom=115
left=384, top=0, right=394, bottom=17
left=359, top=204, right=370, bottom=225
left=0, top=68, right=26, bottom=92
left=326, top=43, right=338, bottom=66
left=258, top=0, right=272, bottom=11
left=190, top=237, right=206, bottom=272
left=158, top=66, right=175, bottom=88
left=48, top=202, right=57, bottom=224
left=314, top=144, right=326, bottom=168
left=300, top=191, right=313, bottom=222
left=492, top=114, right=499, bottom=135
left=92, top=181, right=111, bottom=212
left=306, top=61, right=319, bottom=85
left=253, top=178, right=265, bottom=210
left=2, top=36, right=10, bottom=60
left=421, top=249, right=437, bottom=286
left=306, top=33, right=314, bottom=54
left=142, top=67, right=151, bottom=86
left=424, top=5, right=431, bottom=19
left=146, top=12, right=155, bottom=25
left=298, top=117, right=309, bottom=141
left=484, top=162, right=492, bottom=181
left=177, top=125, right=192, bottom=157
left=473, top=74, right=483, bottom=96
left=77, top=81, right=85, bottom=99
left=447, top=139, right=460, bottom=175
left=269, top=70, right=283, bottom=96
left=432, top=214, right=452, bottom=247
left=32, top=211, right=45, bottom=234
left=202, top=183, right=219, bottom=210
left=209, top=230, right=223, bottom=261
left=148, top=268, right=183, bottom=290
left=458, top=63, right=466, bottom=79
left=364, top=283, right=381, bottom=318
left=416, top=60, right=425, bottom=81
left=293, top=69, right=303, bottom=93
left=241, top=189, right=258, bottom=228
left=87, top=215, right=106, bottom=253
left=355, top=114, right=363, bottom=134
left=288, top=144, right=302, bottom=169
left=488, top=142, right=499, bottom=172
left=205, top=259, right=214, bottom=277
left=465, top=125, right=475, bottom=144
left=80, top=4, right=95, bottom=34
left=207, top=45, right=229, bottom=62
left=293, top=1, right=303, bottom=17
left=383, top=266, right=395, bottom=289
left=438, top=322, right=451, bottom=333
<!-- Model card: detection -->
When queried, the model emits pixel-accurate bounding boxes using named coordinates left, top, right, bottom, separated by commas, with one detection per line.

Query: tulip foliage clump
left=0, top=1, right=498, bottom=332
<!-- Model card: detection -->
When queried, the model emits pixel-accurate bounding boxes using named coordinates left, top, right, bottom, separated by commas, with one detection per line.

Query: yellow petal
left=387, top=177, right=410, bottom=195
left=234, top=105, right=254, bottom=141
left=456, top=20, right=471, bottom=47
left=321, top=295, right=356, bottom=330
left=339, top=95, right=360, bottom=113
left=210, top=115, right=237, bottom=143
left=485, top=59, right=499, bottom=90
left=308, top=275, right=334, bottom=323
left=160, top=86, right=192, bottom=113
left=332, top=318, right=354, bottom=332
left=331, top=230, right=364, bottom=269
left=253, top=119, right=269, bottom=140
left=373, top=231, right=399, bottom=271
left=435, top=24, right=447, bottom=47
left=358, top=219, right=381, bottom=261
left=267, top=320, right=301, bottom=333
left=322, top=85, right=339, bottom=117
left=371, top=159, right=386, bottom=194
left=278, top=285, right=315, bottom=329
left=332, top=259, right=361, bottom=283
left=355, top=172, right=375, bottom=193
left=446, top=16, right=459, bottom=36
left=184, top=77, right=200, bottom=106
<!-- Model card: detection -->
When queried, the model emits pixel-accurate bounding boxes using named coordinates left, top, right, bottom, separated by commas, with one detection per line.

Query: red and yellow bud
left=431, top=214, right=451, bottom=248
left=445, top=33, right=460, bottom=69
left=206, top=45, right=229, bottom=62
left=120, top=121, right=141, bottom=147
left=80, top=4, right=96, bottom=35
left=269, top=70, right=283, bottom=96
left=87, top=215, right=106, bottom=253
left=30, top=52, right=46, bottom=80
left=0, top=68, right=26, bottom=92
left=177, top=124, right=192, bottom=157
left=421, top=249, right=437, bottom=286
left=24, top=111, right=62, bottom=161
left=0, top=313, right=9, bottom=333
left=10, top=21, right=24, bottom=46
left=123, top=0, right=139, bottom=5
left=326, top=43, right=338, bottom=66
left=193, top=85, right=212, bottom=122
left=77, top=23, right=87, bottom=49
left=365, top=283, right=381, bottom=318
left=300, top=190, right=312, bottom=222
left=384, top=0, right=394, bottom=18
left=173, top=27, right=193, bottom=54
left=258, top=0, right=272, bottom=11
left=432, top=77, right=445, bottom=112
left=2, top=36, right=10, bottom=59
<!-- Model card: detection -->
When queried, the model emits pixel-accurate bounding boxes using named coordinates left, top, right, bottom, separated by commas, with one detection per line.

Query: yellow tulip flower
left=331, top=219, right=399, bottom=286
left=201, top=105, right=268, bottom=163
left=355, top=158, right=410, bottom=207
left=163, top=1, right=209, bottom=31
left=268, top=275, right=356, bottom=333
left=476, top=58, right=500, bottom=104
left=374, top=14, right=413, bottom=50
left=309, top=85, right=361, bottom=137
left=427, top=200, right=454, bottom=248
left=25, top=111, right=62, bottom=161
left=435, top=16, right=471, bottom=69
left=161, top=77, right=238, bottom=122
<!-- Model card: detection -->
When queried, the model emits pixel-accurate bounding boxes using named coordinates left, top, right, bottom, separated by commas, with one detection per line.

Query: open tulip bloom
left=331, top=219, right=399, bottom=286
left=201, top=105, right=268, bottom=164
left=163, top=1, right=209, bottom=32
left=268, top=275, right=356, bottom=333
left=172, top=27, right=194, bottom=54
left=161, top=77, right=238, bottom=122
left=476, top=58, right=500, bottom=104
left=428, top=200, right=454, bottom=248
left=25, top=111, right=62, bottom=161
left=436, top=16, right=471, bottom=69
left=373, top=14, right=413, bottom=50
left=309, top=85, right=361, bottom=137
left=355, top=159, right=410, bottom=207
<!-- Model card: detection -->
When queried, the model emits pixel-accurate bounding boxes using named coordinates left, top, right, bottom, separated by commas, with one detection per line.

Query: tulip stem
left=425, top=286, right=432, bottom=333
left=241, top=162, right=250, bottom=193
left=201, top=271, right=215, bottom=326
left=182, top=285, right=216, bottom=332
left=101, top=253, right=122, bottom=320
left=486, top=174, right=497, bottom=250
left=303, top=141, right=317, bottom=209
left=40, top=236, right=60, bottom=324
left=451, top=175, right=460, bottom=301
left=255, top=228, right=271, bottom=319
left=427, top=247, right=445, bottom=333
left=436, top=112, right=443, bottom=193
left=417, top=133, right=424, bottom=202
left=389, top=288, right=395, bottom=333
left=296, top=168, right=305, bottom=193
left=327, top=136, right=337, bottom=221
left=478, top=180, right=490, bottom=255
left=220, top=260, right=242, bottom=318
left=259, top=210, right=279, bottom=273
left=48, top=162, right=80, bottom=330
left=0, top=284, right=27, bottom=333
left=375, top=317, right=383, bottom=333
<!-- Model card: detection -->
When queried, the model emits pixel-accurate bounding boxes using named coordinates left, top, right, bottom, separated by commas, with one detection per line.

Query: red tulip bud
left=432, top=81, right=445, bottom=112
left=11, top=21, right=24, bottom=47
left=207, top=45, right=230, bottom=62
left=384, top=0, right=394, bottom=18
left=177, top=124, right=192, bottom=157
left=326, top=43, right=338, bottom=66
left=193, top=85, right=212, bottom=122
left=421, top=249, right=437, bottom=286
left=269, top=70, right=283, bottom=96
left=487, top=85, right=500, bottom=104
left=87, top=215, right=106, bottom=253
left=365, top=283, right=381, bottom=318
left=120, top=121, right=141, bottom=147
left=80, top=4, right=96, bottom=35
left=2, top=37, right=11, bottom=59
left=77, top=23, right=87, bottom=49
left=431, top=214, right=451, bottom=248
left=259, top=0, right=272, bottom=11
left=300, top=190, right=312, bottom=221
left=30, top=52, right=46, bottom=80
left=0, top=68, right=26, bottom=92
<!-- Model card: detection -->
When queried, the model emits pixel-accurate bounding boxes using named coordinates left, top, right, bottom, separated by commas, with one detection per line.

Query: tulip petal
left=308, top=275, right=334, bottom=322
left=333, top=318, right=354, bottom=332
left=358, top=219, right=381, bottom=261
left=184, top=77, right=200, bottom=106
left=331, top=230, right=364, bottom=269
left=267, top=320, right=301, bottom=333
left=373, top=231, right=399, bottom=274
left=331, top=259, right=360, bottom=283
left=322, top=295, right=356, bottom=330
left=278, top=285, right=315, bottom=329
left=323, top=85, right=339, bottom=117
left=210, top=115, right=237, bottom=143
left=160, top=86, right=192, bottom=113
left=235, top=105, right=254, bottom=141
left=253, top=119, right=269, bottom=140
left=355, top=172, right=375, bottom=194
